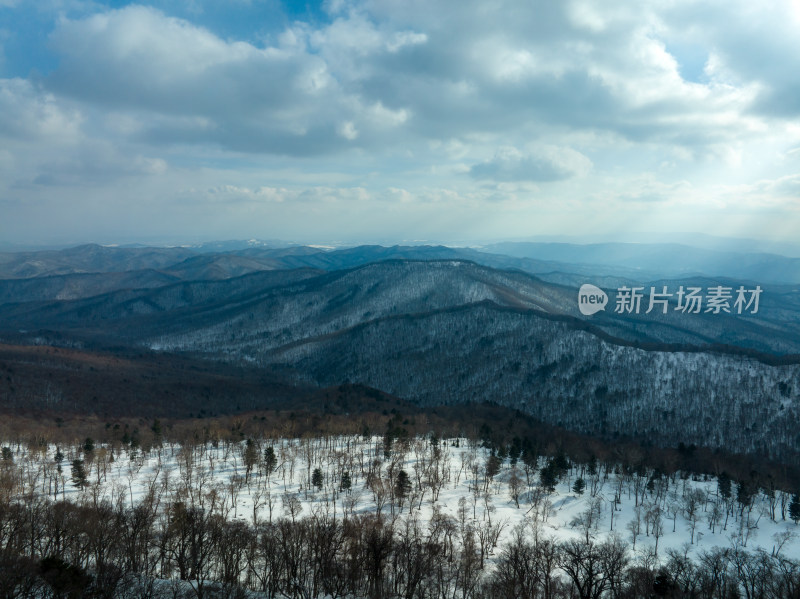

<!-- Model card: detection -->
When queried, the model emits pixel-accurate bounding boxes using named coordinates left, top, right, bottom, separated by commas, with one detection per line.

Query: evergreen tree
left=340, top=471, right=352, bottom=492
left=486, top=453, right=502, bottom=481
left=39, top=557, right=92, bottom=598
left=508, top=437, right=522, bottom=466
left=71, top=459, right=88, bottom=489
left=497, top=444, right=509, bottom=462
left=522, top=446, right=538, bottom=471
left=479, top=423, right=493, bottom=448
left=737, top=481, right=753, bottom=511
left=244, top=439, right=259, bottom=482
left=312, top=467, right=324, bottom=490
left=718, top=472, right=732, bottom=500
left=395, top=469, right=412, bottom=500
left=572, top=477, right=586, bottom=496
left=789, top=493, right=800, bottom=524
left=264, top=446, right=277, bottom=476
left=540, top=462, right=558, bottom=492
left=553, top=451, right=570, bottom=474
left=83, top=437, right=95, bottom=453
left=383, top=430, right=393, bottom=458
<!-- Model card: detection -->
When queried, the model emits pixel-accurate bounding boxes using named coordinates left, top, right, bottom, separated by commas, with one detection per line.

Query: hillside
left=0, top=244, right=197, bottom=279
left=1, top=430, right=799, bottom=598
left=3, top=258, right=799, bottom=355
left=2, top=247, right=800, bottom=466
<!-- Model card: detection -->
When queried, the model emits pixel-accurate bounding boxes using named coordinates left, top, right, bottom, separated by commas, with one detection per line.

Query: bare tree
left=571, top=496, right=604, bottom=543
left=684, top=488, right=705, bottom=544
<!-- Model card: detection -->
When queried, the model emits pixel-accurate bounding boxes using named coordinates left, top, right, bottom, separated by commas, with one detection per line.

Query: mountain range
left=0, top=240, right=798, bottom=461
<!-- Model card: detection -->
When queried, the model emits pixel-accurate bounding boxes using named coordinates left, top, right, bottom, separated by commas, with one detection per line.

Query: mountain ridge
left=1, top=253, right=799, bottom=463
left=2, top=258, right=799, bottom=356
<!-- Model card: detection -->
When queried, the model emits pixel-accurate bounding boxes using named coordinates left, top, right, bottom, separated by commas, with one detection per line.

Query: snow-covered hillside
left=2, top=433, right=799, bottom=597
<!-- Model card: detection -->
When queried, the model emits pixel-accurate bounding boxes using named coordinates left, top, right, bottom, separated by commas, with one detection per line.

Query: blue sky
left=1, top=0, right=799, bottom=246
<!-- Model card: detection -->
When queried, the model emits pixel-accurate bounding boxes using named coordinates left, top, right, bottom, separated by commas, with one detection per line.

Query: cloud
left=658, top=0, right=800, bottom=119
left=39, top=0, right=793, bottom=163
left=49, top=6, right=321, bottom=114
left=1, top=0, right=800, bottom=245
left=45, top=5, right=422, bottom=156
left=740, top=174, right=800, bottom=201
left=611, top=179, right=694, bottom=205
left=351, top=0, right=769, bottom=152
left=193, top=184, right=373, bottom=206
left=0, top=76, right=176, bottom=189
left=470, top=146, right=592, bottom=182
left=47, top=6, right=351, bottom=155
left=32, top=150, right=168, bottom=187
left=0, top=78, right=82, bottom=142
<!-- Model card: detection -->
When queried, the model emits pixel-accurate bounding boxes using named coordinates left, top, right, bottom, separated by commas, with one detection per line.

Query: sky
left=1, top=0, right=799, bottom=247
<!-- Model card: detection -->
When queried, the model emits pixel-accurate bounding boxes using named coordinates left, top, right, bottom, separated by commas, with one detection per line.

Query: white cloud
left=41, top=1, right=792, bottom=158
left=338, top=121, right=358, bottom=140
left=386, top=30, right=426, bottom=53
left=1, top=0, right=799, bottom=244
left=470, top=146, right=592, bottom=182
left=367, top=101, right=409, bottom=127
left=0, top=78, right=83, bottom=142
left=50, top=6, right=328, bottom=110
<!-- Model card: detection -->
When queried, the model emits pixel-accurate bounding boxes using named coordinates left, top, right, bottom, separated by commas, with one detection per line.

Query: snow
left=10, top=433, right=797, bottom=566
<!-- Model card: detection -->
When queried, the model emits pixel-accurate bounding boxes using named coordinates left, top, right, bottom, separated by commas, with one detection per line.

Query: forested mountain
left=0, top=269, right=182, bottom=304
left=0, top=244, right=197, bottom=279
left=1, top=255, right=799, bottom=463
left=3, top=243, right=800, bottom=595
left=267, top=301, right=800, bottom=460
left=483, top=242, right=800, bottom=284
left=3, top=258, right=800, bottom=355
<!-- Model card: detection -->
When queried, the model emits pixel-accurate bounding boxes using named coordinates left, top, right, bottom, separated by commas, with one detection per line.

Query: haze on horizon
left=1, top=0, right=799, bottom=247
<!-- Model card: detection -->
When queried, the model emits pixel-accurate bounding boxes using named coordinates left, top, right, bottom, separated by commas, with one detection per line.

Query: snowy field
left=6, top=433, right=799, bottom=563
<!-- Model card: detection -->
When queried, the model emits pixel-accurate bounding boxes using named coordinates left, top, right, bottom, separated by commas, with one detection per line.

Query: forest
left=2, top=419, right=800, bottom=598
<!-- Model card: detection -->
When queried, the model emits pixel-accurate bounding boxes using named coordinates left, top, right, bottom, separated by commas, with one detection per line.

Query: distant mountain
left=513, top=232, right=800, bottom=257
left=140, top=261, right=800, bottom=357
left=0, top=244, right=544, bottom=301
left=189, top=239, right=295, bottom=253
left=0, top=268, right=325, bottom=339
left=0, top=244, right=197, bottom=279
left=1, top=257, right=799, bottom=461
left=0, top=269, right=180, bottom=305
left=5, top=239, right=800, bottom=286
left=482, top=242, right=800, bottom=284
left=2, top=243, right=800, bottom=352
left=2, top=258, right=799, bottom=354
left=0, top=245, right=483, bottom=304
left=163, top=253, right=289, bottom=280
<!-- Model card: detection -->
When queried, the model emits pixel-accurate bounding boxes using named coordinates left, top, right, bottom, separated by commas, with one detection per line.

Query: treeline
left=0, top=427, right=799, bottom=598
left=2, top=496, right=800, bottom=599
left=3, top=385, right=800, bottom=493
